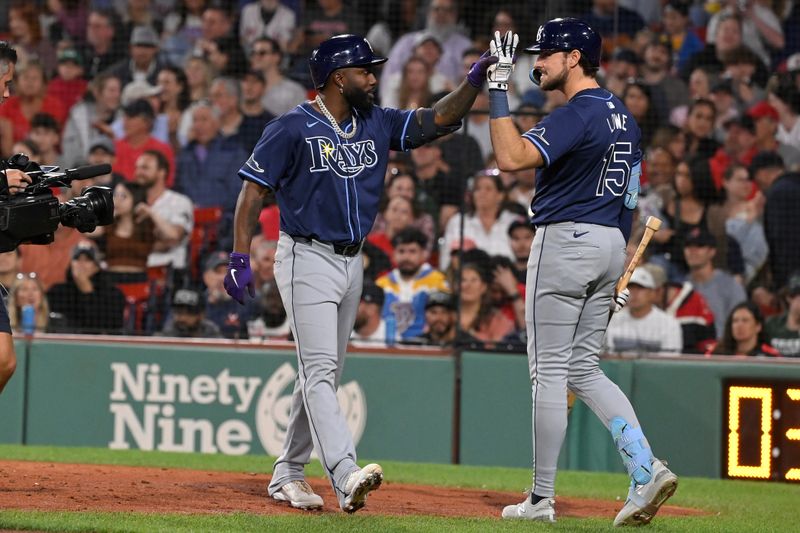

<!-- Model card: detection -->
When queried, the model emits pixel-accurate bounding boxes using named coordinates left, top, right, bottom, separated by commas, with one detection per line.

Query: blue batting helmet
left=524, top=18, right=602, bottom=68
left=308, top=34, right=387, bottom=89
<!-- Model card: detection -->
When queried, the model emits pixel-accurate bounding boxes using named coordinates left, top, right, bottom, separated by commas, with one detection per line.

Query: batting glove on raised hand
left=224, top=252, right=255, bottom=305
left=612, top=288, right=630, bottom=314
left=487, top=30, right=518, bottom=91
left=466, top=50, right=499, bottom=88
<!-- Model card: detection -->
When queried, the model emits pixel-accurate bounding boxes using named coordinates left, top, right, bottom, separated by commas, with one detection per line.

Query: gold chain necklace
left=314, top=95, right=357, bottom=140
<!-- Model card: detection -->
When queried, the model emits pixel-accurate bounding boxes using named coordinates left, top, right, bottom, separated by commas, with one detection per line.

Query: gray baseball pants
left=527, top=222, right=645, bottom=497
left=268, top=232, right=363, bottom=505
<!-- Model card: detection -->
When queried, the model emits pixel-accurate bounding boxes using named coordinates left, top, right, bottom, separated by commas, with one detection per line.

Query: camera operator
left=0, top=41, right=35, bottom=394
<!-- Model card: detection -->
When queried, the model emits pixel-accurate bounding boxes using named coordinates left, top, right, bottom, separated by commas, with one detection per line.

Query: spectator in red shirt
left=46, top=49, right=89, bottom=113
left=113, top=99, right=175, bottom=186
left=709, top=115, right=759, bottom=192
left=0, top=60, right=67, bottom=143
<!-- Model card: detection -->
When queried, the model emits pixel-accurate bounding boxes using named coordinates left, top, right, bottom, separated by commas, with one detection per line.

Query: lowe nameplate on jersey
left=107, top=362, right=367, bottom=455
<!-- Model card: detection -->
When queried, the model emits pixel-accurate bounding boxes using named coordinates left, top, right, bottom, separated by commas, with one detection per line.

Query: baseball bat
left=615, top=216, right=662, bottom=294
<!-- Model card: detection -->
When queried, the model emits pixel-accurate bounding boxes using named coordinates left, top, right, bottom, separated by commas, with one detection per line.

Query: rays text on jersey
left=306, top=136, right=379, bottom=179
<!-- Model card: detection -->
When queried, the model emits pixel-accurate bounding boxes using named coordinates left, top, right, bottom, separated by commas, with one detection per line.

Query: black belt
left=289, top=235, right=363, bottom=257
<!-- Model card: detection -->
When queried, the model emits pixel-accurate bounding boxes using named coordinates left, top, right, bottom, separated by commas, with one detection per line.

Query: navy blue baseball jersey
left=238, top=102, right=415, bottom=245
left=522, top=87, right=642, bottom=230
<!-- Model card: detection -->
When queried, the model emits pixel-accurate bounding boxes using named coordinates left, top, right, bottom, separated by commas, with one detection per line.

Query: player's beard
left=343, top=85, right=375, bottom=114
left=539, top=62, right=568, bottom=92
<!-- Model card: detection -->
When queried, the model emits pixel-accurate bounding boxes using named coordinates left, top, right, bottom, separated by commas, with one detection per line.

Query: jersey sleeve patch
left=237, top=120, right=293, bottom=190
left=523, top=107, right=585, bottom=167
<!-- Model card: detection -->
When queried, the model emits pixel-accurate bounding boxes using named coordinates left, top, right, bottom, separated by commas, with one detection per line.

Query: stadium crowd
left=1, top=0, right=799, bottom=357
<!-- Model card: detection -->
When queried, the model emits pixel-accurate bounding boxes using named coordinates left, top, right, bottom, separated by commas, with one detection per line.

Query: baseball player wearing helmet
left=486, top=20, right=677, bottom=525
left=224, top=34, right=497, bottom=513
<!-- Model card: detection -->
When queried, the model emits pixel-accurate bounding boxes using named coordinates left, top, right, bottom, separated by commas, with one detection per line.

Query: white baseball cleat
left=614, top=459, right=678, bottom=527
left=341, top=463, right=383, bottom=513
left=501, top=496, right=556, bottom=522
left=271, top=480, right=324, bottom=510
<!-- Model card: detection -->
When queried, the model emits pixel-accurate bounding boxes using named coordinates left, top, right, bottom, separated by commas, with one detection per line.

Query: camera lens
left=58, top=186, right=114, bottom=232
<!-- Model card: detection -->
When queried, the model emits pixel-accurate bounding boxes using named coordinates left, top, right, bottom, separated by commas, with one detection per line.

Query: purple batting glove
left=467, top=50, right=499, bottom=88
left=223, top=252, right=255, bottom=305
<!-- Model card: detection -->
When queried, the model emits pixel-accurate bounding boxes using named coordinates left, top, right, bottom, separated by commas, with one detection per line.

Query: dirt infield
left=0, top=460, right=703, bottom=519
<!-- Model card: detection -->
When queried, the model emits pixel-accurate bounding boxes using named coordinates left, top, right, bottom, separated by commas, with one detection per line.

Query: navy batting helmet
left=524, top=18, right=602, bottom=68
left=308, top=34, right=387, bottom=89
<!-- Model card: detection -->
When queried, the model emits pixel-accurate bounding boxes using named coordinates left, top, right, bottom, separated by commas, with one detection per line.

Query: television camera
left=0, top=153, right=115, bottom=252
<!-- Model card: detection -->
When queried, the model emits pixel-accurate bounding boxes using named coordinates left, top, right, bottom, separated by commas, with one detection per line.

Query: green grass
left=0, top=445, right=798, bottom=532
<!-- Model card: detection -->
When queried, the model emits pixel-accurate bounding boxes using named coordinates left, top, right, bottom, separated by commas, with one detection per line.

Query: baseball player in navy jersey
left=486, top=20, right=678, bottom=525
left=223, top=34, right=498, bottom=513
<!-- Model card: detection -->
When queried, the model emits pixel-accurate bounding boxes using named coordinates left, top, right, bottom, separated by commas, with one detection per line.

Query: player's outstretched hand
left=612, top=287, right=630, bottom=314
left=487, top=30, right=518, bottom=91
left=466, top=50, right=498, bottom=88
left=224, top=252, right=255, bottom=305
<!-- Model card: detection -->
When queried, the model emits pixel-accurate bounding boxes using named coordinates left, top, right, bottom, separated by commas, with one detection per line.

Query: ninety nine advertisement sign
left=20, top=342, right=455, bottom=463
left=107, top=361, right=367, bottom=456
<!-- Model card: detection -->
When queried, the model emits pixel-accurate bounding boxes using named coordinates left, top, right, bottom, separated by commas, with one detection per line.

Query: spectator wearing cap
left=380, top=33, right=453, bottom=110
left=764, top=156, right=800, bottom=290
left=764, top=274, right=800, bottom=357
left=61, top=73, right=123, bottom=168
left=47, top=241, right=126, bottom=334
left=82, top=9, right=126, bottom=80
left=202, top=250, right=256, bottom=338
left=767, top=73, right=800, bottom=153
left=248, top=37, right=305, bottom=117
left=384, top=0, right=472, bottom=86
left=107, top=26, right=167, bottom=87
left=750, top=150, right=786, bottom=192
left=134, top=150, right=194, bottom=272
left=507, top=219, right=534, bottom=284
left=709, top=115, right=759, bottom=190
left=652, top=261, right=718, bottom=353
left=606, top=266, right=683, bottom=354
left=376, top=229, right=449, bottom=342
left=440, top=172, right=522, bottom=271
left=111, top=79, right=169, bottom=144
left=28, top=113, right=66, bottom=168
left=157, top=288, right=223, bottom=338
left=239, top=0, right=296, bottom=55
left=409, top=137, right=463, bottom=233
left=113, top=98, right=176, bottom=186
left=641, top=34, right=690, bottom=119
left=46, top=49, right=88, bottom=113
left=0, top=61, right=66, bottom=145
left=87, top=137, right=126, bottom=187
left=681, top=13, right=769, bottom=85
left=661, top=0, right=704, bottom=74
left=175, top=100, right=247, bottom=251
left=684, top=227, right=747, bottom=337
left=705, top=0, right=784, bottom=68
left=748, top=102, right=800, bottom=167
left=420, top=291, right=478, bottom=346
left=350, top=283, right=387, bottom=346
left=709, top=79, right=740, bottom=140
left=239, top=70, right=276, bottom=153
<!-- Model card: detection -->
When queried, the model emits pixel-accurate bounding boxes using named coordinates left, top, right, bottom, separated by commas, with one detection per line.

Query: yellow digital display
left=724, top=382, right=800, bottom=483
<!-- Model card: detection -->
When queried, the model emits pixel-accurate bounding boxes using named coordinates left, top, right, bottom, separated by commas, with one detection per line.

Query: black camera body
left=0, top=154, right=115, bottom=252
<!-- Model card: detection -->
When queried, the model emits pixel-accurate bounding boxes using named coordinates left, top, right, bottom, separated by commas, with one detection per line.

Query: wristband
left=489, top=90, right=510, bottom=119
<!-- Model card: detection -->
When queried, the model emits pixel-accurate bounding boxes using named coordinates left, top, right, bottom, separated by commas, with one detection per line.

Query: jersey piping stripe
left=239, top=169, right=273, bottom=189
left=531, top=225, right=547, bottom=495
left=343, top=120, right=362, bottom=241
left=288, top=240, right=345, bottom=496
left=399, top=111, right=414, bottom=152
left=572, top=91, right=613, bottom=101
left=523, top=134, right=551, bottom=167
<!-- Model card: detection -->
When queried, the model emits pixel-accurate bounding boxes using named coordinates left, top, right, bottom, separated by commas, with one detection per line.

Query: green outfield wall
left=2, top=339, right=800, bottom=480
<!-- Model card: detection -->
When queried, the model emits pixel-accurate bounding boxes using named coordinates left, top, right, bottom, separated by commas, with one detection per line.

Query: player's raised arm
left=486, top=31, right=544, bottom=171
